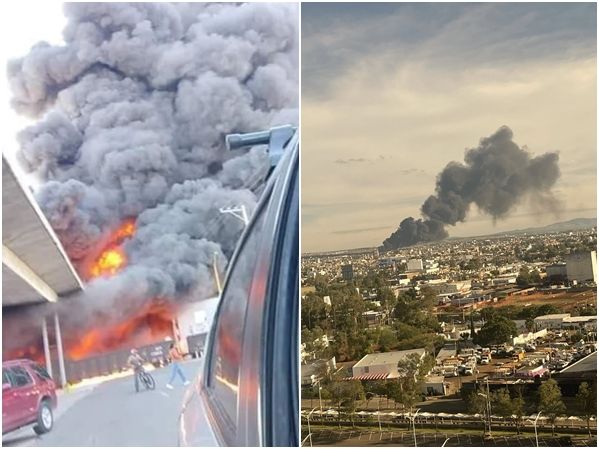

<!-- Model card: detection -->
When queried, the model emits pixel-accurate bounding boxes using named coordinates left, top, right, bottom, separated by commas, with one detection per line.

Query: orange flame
left=67, top=219, right=178, bottom=361
left=86, top=220, right=136, bottom=280
left=90, top=247, right=126, bottom=277
left=67, top=301, right=176, bottom=361
left=4, top=345, right=44, bottom=363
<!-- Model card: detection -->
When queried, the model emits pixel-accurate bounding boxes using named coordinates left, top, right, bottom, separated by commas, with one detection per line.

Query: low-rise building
left=422, top=375, right=446, bottom=396
left=562, top=316, right=597, bottom=331
left=301, top=357, right=336, bottom=386
left=546, top=263, right=567, bottom=280
left=407, top=259, right=424, bottom=272
left=352, top=348, right=426, bottom=379
left=533, top=313, right=571, bottom=330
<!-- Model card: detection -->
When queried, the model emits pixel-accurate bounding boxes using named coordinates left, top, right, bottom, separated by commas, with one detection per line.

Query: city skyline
left=302, top=3, right=597, bottom=253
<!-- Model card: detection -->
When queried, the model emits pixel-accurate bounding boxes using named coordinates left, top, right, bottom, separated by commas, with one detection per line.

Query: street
left=3, top=359, right=201, bottom=447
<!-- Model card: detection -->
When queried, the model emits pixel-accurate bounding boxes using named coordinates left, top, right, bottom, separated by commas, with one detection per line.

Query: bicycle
left=137, top=367, right=156, bottom=391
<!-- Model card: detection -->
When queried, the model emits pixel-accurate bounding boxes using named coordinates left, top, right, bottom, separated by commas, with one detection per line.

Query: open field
left=486, top=290, right=596, bottom=313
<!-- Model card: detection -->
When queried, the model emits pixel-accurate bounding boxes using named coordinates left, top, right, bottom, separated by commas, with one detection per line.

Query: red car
left=2, top=359, right=57, bottom=435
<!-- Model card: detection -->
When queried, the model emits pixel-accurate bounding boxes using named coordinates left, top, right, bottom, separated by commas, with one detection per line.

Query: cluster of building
left=301, top=226, right=597, bottom=412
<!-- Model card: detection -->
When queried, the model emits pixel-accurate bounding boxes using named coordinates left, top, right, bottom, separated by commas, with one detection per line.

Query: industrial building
left=545, top=262, right=567, bottom=280
left=533, top=313, right=572, bottom=330
left=351, top=348, right=426, bottom=379
left=566, top=251, right=597, bottom=283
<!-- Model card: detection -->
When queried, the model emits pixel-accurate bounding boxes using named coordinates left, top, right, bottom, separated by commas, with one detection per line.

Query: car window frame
left=2, top=368, right=13, bottom=387
left=8, top=366, right=33, bottom=388
left=199, top=132, right=297, bottom=447
left=201, top=184, right=275, bottom=446
left=260, top=142, right=299, bottom=446
left=236, top=136, right=299, bottom=446
left=31, top=363, right=52, bottom=381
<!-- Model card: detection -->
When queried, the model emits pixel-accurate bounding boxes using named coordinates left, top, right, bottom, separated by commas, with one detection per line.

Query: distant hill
left=478, top=217, right=596, bottom=237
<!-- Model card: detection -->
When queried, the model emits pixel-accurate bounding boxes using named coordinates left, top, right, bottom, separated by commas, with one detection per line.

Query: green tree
left=393, top=353, right=432, bottom=413
left=492, top=388, right=525, bottom=434
left=512, top=389, right=526, bottom=435
left=538, top=379, right=566, bottom=436
left=576, top=382, right=596, bottom=437
left=475, top=315, right=518, bottom=346
left=530, top=269, right=541, bottom=284
left=378, top=328, right=399, bottom=352
left=516, top=267, right=531, bottom=287
left=465, top=390, right=489, bottom=432
left=301, top=293, right=329, bottom=330
left=329, top=380, right=365, bottom=427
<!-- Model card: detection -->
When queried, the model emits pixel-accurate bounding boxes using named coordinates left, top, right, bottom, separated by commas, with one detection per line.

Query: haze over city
left=301, top=3, right=597, bottom=253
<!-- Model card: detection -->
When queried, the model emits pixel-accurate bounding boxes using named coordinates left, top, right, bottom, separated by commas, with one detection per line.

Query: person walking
left=166, top=342, right=190, bottom=389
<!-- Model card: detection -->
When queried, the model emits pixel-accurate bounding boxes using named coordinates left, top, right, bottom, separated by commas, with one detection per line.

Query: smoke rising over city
left=5, top=2, right=298, bottom=353
left=382, top=126, right=561, bottom=250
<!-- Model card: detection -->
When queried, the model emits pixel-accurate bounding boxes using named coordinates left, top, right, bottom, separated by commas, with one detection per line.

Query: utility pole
left=486, top=377, right=492, bottom=436
left=219, top=205, right=249, bottom=226
left=213, top=252, right=222, bottom=295
left=533, top=411, right=542, bottom=447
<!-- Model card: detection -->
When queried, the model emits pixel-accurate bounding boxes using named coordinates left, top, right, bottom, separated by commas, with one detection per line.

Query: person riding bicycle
left=127, top=348, right=145, bottom=392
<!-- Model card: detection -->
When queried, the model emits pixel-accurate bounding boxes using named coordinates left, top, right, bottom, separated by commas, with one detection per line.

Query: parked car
left=2, top=359, right=57, bottom=435
left=179, top=126, right=298, bottom=447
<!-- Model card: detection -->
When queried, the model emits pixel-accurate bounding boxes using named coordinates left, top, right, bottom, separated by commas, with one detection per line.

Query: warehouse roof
left=354, top=348, right=426, bottom=368
left=534, top=314, right=571, bottom=321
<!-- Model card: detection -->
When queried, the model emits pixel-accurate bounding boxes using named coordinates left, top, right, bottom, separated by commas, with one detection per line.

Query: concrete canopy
left=2, top=157, right=83, bottom=307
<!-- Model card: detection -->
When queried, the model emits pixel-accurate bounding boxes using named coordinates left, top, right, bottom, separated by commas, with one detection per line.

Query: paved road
left=3, top=359, right=201, bottom=447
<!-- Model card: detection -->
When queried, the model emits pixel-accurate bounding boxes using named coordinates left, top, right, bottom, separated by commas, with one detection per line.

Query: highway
left=2, top=359, right=201, bottom=447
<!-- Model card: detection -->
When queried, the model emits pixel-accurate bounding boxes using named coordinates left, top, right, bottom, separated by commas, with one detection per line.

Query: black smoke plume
left=383, top=126, right=560, bottom=250
left=4, top=3, right=298, bottom=355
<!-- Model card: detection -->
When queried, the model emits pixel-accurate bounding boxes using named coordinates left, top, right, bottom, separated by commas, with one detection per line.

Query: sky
left=301, top=2, right=597, bottom=253
left=0, top=1, right=66, bottom=178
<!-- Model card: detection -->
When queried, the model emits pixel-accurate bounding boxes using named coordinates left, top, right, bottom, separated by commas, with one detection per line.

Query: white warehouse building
left=566, top=251, right=597, bottom=283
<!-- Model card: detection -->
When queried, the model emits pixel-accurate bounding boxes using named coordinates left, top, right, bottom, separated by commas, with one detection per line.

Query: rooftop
left=354, top=348, right=426, bottom=368
left=558, top=352, right=596, bottom=375
left=534, top=314, right=571, bottom=321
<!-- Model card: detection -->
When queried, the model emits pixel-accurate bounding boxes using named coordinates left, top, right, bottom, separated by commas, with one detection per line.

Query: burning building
left=3, top=3, right=299, bottom=372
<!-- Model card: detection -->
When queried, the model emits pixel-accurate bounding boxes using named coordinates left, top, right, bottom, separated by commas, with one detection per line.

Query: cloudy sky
left=301, top=2, right=597, bottom=253
left=0, top=1, right=65, bottom=174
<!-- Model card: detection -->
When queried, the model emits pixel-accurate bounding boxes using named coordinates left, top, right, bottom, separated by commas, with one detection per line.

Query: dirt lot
left=487, top=290, right=596, bottom=313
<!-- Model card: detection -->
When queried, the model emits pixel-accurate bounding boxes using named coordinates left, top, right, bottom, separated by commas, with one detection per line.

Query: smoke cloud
left=383, top=126, right=561, bottom=250
left=5, top=2, right=298, bottom=353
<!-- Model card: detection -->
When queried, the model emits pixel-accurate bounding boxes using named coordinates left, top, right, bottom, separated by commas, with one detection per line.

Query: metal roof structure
left=343, top=372, right=390, bottom=381
left=353, top=348, right=426, bottom=368
left=557, top=351, right=597, bottom=376
left=2, top=156, right=83, bottom=307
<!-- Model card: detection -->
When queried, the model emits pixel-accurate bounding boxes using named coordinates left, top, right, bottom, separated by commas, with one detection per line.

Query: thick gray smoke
left=383, top=126, right=560, bottom=250
left=5, top=2, right=298, bottom=351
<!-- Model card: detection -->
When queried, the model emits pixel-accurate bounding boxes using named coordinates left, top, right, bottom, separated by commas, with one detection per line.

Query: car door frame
left=2, top=368, right=19, bottom=433
left=236, top=134, right=298, bottom=446
left=260, top=140, right=299, bottom=446
left=6, top=366, right=36, bottom=429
